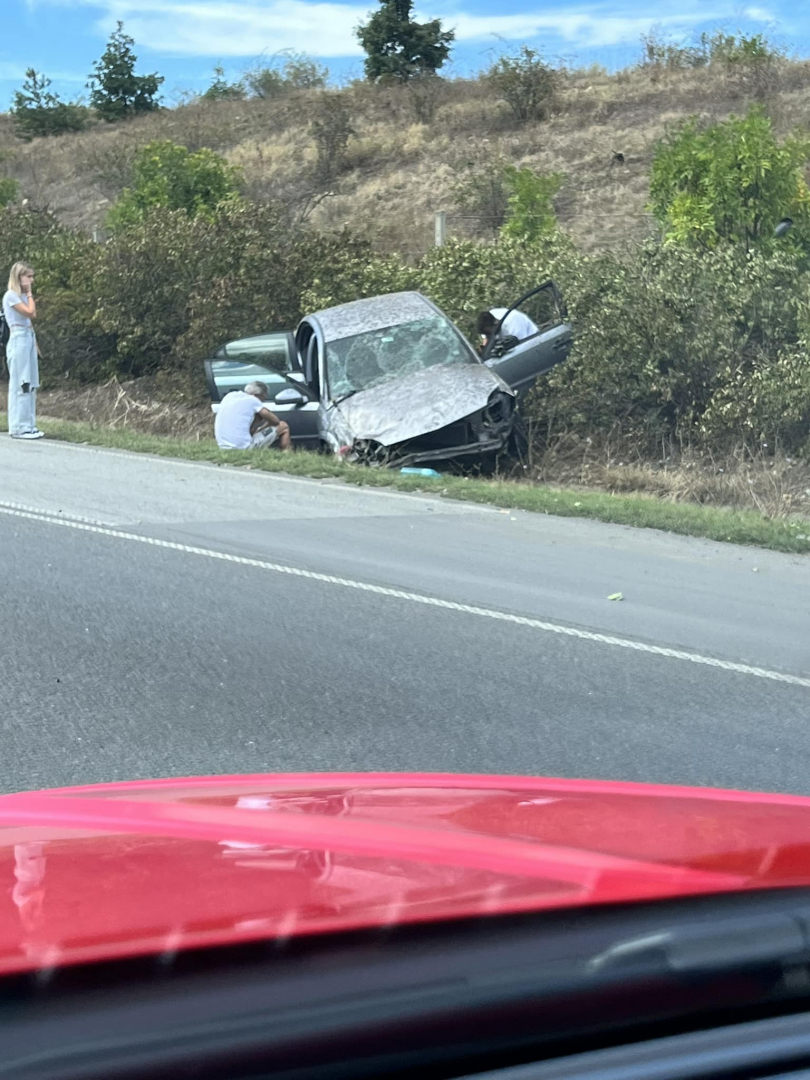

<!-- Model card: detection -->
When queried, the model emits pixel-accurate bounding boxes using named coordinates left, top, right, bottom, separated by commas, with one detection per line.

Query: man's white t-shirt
left=214, top=390, right=264, bottom=449
left=490, top=308, right=539, bottom=341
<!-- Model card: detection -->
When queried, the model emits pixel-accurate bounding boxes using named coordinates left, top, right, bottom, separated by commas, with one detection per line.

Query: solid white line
left=2, top=500, right=809, bottom=690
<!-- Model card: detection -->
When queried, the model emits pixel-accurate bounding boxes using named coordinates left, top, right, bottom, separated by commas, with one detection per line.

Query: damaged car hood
left=331, top=363, right=512, bottom=447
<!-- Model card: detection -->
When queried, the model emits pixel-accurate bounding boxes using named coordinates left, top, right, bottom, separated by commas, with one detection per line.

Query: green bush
left=244, top=52, right=329, bottom=99
left=89, top=202, right=374, bottom=383
left=201, top=66, right=246, bottom=102
left=501, top=168, right=563, bottom=242
left=280, top=53, right=329, bottom=90
left=107, top=141, right=242, bottom=231
left=650, top=106, right=810, bottom=250
left=0, top=178, right=19, bottom=207
left=640, top=28, right=783, bottom=78
left=485, top=47, right=558, bottom=123
left=11, top=69, right=90, bottom=140
left=450, top=161, right=562, bottom=239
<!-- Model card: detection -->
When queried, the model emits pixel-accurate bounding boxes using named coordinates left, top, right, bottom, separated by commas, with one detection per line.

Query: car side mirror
left=276, top=387, right=308, bottom=406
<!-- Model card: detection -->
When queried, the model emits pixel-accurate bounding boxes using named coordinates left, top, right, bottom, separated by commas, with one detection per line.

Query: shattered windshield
left=326, top=315, right=477, bottom=399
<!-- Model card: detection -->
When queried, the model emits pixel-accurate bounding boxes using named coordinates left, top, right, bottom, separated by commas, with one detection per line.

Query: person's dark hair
left=476, top=311, right=497, bottom=335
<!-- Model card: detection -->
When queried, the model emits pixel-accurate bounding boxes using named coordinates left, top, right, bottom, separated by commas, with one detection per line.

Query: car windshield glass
left=326, top=315, right=476, bottom=399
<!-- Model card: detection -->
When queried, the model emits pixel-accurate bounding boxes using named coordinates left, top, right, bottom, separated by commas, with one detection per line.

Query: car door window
left=208, top=333, right=293, bottom=401
left=494, top=286, right=561, bottom=346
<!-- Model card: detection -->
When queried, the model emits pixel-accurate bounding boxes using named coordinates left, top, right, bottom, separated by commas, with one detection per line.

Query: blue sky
left=1, top=0, right=804, bottom=108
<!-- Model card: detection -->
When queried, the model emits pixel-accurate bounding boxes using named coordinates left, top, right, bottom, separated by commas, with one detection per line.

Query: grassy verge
left=7, top=415, right=810, bottom=555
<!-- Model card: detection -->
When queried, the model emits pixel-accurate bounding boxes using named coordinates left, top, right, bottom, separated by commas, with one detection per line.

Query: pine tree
left=88, top=22, right=164, bottom=122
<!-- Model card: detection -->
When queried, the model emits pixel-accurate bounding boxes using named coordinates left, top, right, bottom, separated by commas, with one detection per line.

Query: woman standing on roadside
left=3, top=262, right=42, bottom=440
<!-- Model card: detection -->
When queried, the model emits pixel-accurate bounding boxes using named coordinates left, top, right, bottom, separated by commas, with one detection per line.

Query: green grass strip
left=5, top=415, right=810, bottom=555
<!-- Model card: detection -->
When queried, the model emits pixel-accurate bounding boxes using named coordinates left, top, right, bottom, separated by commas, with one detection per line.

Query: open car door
left=204, top=332, right=321, bottom=450
left=482, top=281, right=573, bottom=394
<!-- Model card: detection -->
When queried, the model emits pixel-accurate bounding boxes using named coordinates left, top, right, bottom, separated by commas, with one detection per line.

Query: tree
left=107, top=141, right=242, bottom=231
left=11, top=69, right=89, bottom=140
left=356, top=0, right=454, bottom=81
left=88, top=22, right=164, bottom=122
left=201, top=65, right=245, bottom=102
left=486, top=47, right=558, bottom=123
left=650, top=106, right=810, bottom=249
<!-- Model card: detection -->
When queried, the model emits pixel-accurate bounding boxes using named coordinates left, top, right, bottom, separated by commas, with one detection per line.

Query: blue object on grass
left=400, top=467, right=441, bottom=477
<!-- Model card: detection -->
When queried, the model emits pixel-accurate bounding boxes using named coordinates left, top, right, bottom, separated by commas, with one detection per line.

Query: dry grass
left=5, top=55, right=810, bottom=251
left=20, top=378, right=214, bottom=439
left=524, top=433, right=810, bottom=519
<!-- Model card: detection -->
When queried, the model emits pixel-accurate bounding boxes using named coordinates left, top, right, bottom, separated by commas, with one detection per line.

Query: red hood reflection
left=2, top=772, right=810, bottom=975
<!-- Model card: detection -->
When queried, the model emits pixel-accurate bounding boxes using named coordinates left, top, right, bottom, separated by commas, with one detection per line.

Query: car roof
left=307, top=292, right=438, bottom=344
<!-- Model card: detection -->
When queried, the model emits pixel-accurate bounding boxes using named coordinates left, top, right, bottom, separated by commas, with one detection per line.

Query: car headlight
left=482, top=392, right=514, bottom=427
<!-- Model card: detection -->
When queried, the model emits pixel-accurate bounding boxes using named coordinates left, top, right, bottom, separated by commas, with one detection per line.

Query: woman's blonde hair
left=7, top=261, right=33, bottom=294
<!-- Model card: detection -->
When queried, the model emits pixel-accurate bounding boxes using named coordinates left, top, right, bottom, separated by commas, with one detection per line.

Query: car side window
left=210, top=333, right=293, bottom=402
left=500, top=287, right=561, bottom=340
left=210, top=363, right=289, bottom=402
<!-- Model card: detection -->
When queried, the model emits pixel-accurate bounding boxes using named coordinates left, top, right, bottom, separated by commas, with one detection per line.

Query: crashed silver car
left=204, top=284, right=572, bottom=467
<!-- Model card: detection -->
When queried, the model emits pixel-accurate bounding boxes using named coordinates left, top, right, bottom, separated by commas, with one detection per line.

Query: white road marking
left=0, top=499, right=117, bottom=527
left=2, top=500, right=809, bottom=690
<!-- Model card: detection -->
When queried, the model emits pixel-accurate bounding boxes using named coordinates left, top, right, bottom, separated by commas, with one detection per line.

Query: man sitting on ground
left=476, top=307, right=539, bottom=352
left=214, top=381, right=291, bottom=451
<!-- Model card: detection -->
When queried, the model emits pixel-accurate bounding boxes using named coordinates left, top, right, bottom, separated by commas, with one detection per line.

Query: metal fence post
left=434, top=210, right=446, bottom=247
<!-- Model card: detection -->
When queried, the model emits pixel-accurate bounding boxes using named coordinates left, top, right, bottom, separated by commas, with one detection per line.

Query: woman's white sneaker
left=11, top=431, right=42, bottom=440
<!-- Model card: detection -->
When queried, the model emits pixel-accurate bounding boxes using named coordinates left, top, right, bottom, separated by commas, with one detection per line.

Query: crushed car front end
left=345, top=387, right=516, bottom=468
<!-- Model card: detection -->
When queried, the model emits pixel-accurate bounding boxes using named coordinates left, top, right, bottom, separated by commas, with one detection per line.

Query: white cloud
left=445, top=11, right=729, bottom=47
left=41, top=0, right=778, bottom=59
left=743, top=6, right=775, bottom=21
left=93, top=0, right=369, bottom=56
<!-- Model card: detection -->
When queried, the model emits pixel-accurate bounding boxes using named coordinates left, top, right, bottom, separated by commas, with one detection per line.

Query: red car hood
left=2, top=773, right=810, bottom=975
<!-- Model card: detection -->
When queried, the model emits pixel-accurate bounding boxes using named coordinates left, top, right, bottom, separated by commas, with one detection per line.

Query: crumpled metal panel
left=327, top=364, right=512, bottom=447
left=313, top=292, right=434, bottom=344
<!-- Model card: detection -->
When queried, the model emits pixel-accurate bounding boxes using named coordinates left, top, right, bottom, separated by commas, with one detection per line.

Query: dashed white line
left=2, top=500, right=809, bottom=690
left=0, top=499, right=117, bottom=527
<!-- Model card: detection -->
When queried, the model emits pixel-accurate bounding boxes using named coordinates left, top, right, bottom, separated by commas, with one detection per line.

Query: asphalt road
left=1, top=436, right=809, bottom=796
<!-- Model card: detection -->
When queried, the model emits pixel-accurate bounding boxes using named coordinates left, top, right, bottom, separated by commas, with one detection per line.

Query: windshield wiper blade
left=333, top=390, right=358, bottom=405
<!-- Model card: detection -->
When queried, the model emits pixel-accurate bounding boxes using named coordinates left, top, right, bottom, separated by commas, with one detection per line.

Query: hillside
left=4, top=54, right=810, bottom=256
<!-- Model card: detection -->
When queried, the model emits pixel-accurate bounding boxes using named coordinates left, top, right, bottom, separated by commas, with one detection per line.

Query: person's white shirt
left=490, top=307, right=539, bottom=341
left=214, top=390, right=264, bottom=449
left=2, top=290, right=32, bottom=330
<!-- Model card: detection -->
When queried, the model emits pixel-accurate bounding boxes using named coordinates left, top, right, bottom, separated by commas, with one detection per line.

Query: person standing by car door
left=476, top=308, right=539, bottom=351
left=3, top=263, right=43, bottom=440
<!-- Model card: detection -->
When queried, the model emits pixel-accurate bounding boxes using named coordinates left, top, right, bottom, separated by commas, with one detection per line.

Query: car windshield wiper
left=333, top=389, right=359, bottom=405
